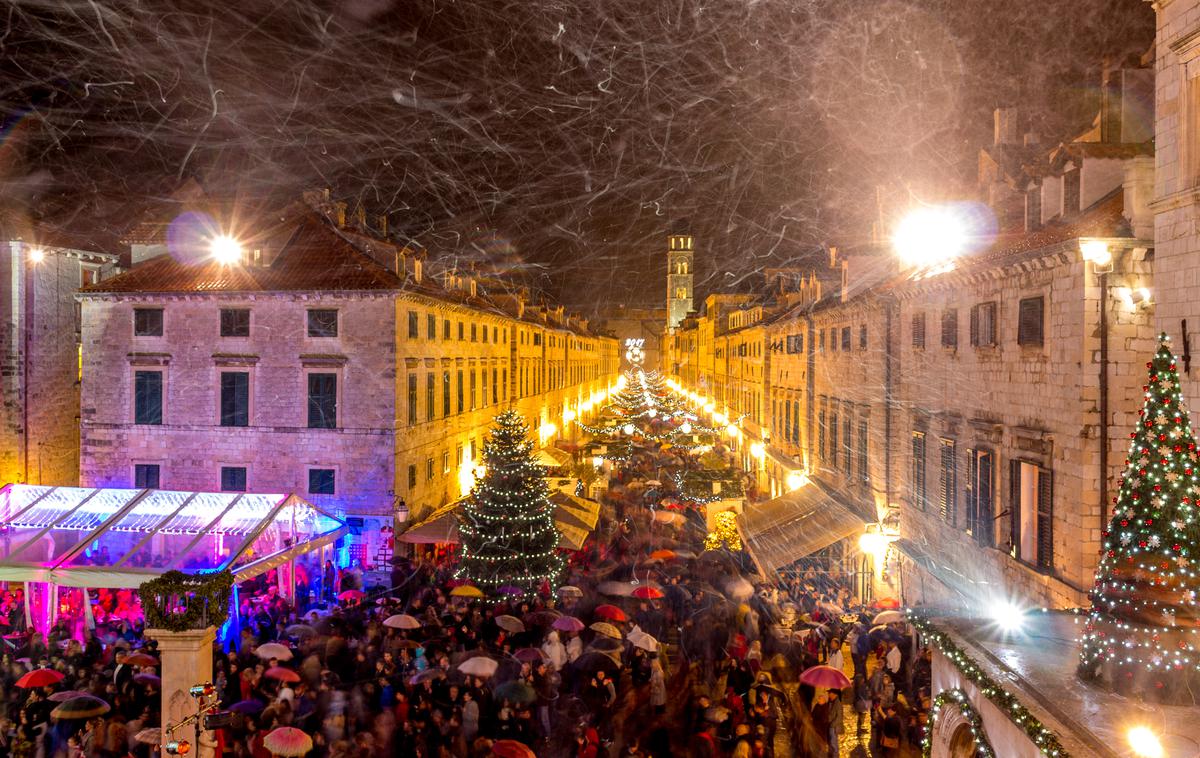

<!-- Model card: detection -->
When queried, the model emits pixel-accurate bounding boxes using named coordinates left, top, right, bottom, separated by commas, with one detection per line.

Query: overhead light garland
left=908, top=612, right=1070, bottom=757
left=1079, top=335, right=1200, bottom=701
left=455, top=411, right=565, bottom=599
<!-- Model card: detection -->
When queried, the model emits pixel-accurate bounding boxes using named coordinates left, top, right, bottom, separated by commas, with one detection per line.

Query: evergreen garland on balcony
left=139, top=570, right=234, bottom=632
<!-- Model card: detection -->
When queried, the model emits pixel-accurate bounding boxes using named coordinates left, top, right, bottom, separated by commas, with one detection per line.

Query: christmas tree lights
left=704, top=510, right=742, bottom=551
left=455, top=411, right=565, bottom=598
left=1079, top=334, right=1200, bottom=703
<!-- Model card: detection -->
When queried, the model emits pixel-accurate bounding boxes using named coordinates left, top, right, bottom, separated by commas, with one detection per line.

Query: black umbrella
left=574, top=650, right=621, bottom=675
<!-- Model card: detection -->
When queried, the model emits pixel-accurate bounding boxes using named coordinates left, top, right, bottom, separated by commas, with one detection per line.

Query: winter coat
left=542, top=631, right=568, bottom=671
left=649, top=662, right=667, bottom=706
left=566, top=635, right=584, bottom=663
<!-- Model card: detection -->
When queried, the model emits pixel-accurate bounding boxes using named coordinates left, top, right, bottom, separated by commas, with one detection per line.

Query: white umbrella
left=254, top=643, right=292, bottom=661
left=384, top=614, right=422, bottom=630
left=723, top=577, right=755, bottom=602
left=495, top=615, right=525, bottom=634
left=457, top=656, right=499, bottom=678
left=872, top=610, right=905, bottom=625
left=598, top=581, right=635, bottom=597
left=628, top=628, right=658, bottom=652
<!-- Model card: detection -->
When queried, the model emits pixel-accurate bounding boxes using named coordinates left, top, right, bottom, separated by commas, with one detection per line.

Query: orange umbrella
left=492, top=740, right=536, bottom=758
left=594, top=604, right=628, bottom=622
left=632, top=586, right=664, bottom=600
left=262, top=727, right=312, bottom=757
left=649, top=549, right=676, bottom=561
left=264, top=667, right=300, bottom=683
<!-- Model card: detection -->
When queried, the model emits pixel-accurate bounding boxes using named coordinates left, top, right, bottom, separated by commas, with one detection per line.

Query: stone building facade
left=1148, top=0, right=1200, bottom=415
left=0, top=238, right=120, bottom=487
left=78, top=204, right=619, bottom=557
left=663, top=73, right=1159, bottom=609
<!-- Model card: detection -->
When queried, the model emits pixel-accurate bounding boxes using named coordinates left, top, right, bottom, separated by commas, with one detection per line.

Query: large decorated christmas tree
left=456, top=411, right=564, bottom=598
left=1079, top=335, right=1200, bottom=703
left=577, top=369, right=717, bottom=452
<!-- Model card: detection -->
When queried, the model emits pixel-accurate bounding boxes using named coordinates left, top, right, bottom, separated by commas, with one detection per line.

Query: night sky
left=0, top=0, right=1153, bottom=310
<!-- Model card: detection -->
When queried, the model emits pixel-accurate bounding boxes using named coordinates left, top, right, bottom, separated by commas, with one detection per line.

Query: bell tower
left=666, top=234, right=694, bottom=330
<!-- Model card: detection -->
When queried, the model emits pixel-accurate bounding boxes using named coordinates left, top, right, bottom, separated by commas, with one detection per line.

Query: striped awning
left=737, top=481, right=867, bottom=576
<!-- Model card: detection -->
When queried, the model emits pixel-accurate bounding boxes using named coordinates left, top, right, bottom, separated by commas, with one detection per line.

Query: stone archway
left=928, top=689, right=993, bottom=758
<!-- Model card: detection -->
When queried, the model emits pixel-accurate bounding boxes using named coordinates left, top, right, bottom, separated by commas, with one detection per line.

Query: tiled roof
left=81, top=211, right=402, bottom=294
left=1047, top=141, right=1152, bottom=171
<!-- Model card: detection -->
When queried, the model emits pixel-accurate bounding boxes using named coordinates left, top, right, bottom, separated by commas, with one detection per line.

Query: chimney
left=354, top=205, right=366, bottom=230
left=993, top=108, right=1019, bottom=145
left=413, top=257, right=423, bottom=284
left=377, top=215, right=388, bottom=237
left=1023, top=131, right=1038, bottom=147
left=334, top=201, right=347, bottom=227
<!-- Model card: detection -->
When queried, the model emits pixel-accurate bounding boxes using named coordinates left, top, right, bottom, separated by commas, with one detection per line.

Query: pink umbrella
left=337, top=590, right=365, bottom=602
left=262, top=727, right=313, bottom=757
left=264, top=666, right=300, bottom=683
left=552, top=616, right=585, bottom=633
left=799, top=665, right=851, bottom=689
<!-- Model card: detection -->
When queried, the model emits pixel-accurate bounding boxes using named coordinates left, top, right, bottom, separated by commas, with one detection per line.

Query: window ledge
left=213, top=353, right=260, bottom=367
left=127, top=352, right=171, bottom=366
left=300, top=353, right=348, bottom=367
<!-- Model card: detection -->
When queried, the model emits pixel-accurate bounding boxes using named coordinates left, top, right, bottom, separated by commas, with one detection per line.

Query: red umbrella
left=264, top=667, right=300, bottom=683
left=492, top=740, right=536, bottom=758
left=873, top=597, right=901, bottom=609
left=632, top=586, right=664, bottom=600
left=594, top=605, right=628, bottom=622
left=123, top=652, right=159, bottom=667
left=337, top=590, right=365, bottom=602
left=799, top=665, right=851, bottom=689
left=16, top=669, right=64, bottom=688
left=262, top=727, right=313, bottom=757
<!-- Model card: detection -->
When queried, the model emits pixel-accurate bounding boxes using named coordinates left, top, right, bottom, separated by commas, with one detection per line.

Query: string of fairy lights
left=1079, top=334, right=1200, bottom=677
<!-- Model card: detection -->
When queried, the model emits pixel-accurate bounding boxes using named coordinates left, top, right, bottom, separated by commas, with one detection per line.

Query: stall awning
left=736, top=482, right=867, bottom=576
left=398, top=492, right=600, bottom=551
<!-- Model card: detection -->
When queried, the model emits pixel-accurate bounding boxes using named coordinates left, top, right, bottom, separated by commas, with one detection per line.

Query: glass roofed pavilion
left=0, top=484, right=347, bottom=589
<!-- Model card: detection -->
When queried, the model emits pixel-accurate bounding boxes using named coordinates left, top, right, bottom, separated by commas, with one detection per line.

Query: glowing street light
left=1127, top=726, right=1164, bottom=758
left=989, top=598, right=1029, bottom=634
left=785, top=471, right=808, bottom=491
left=892, top=206, right=969, bottom=268
left=210, top=235, right=243, bottom=264
left=1079, top=238, right=1113, bottom=269
left=28, top=248, right=45, bottom=264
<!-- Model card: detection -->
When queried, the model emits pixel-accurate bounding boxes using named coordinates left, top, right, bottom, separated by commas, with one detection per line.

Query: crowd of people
left=0, top=424, right=933, bottom=758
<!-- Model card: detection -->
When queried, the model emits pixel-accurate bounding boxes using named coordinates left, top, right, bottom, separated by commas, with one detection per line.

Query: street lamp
left=1079, top=238, right=1113, bottom=272
left=1126, top=726, right=1164, bottom=758
left=892, top=206, right=969, bottom=268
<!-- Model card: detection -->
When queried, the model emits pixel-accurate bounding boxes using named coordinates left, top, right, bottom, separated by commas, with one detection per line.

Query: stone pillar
left=145, top=627, right=217, bottom=758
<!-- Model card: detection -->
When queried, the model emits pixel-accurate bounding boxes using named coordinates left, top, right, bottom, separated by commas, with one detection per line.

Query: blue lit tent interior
left=0, top=484, right=346, bottom=644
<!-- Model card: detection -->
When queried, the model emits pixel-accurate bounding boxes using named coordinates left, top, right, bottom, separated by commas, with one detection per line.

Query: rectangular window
left=941, top=310, right=958, bottom=348
left=443, top=372, right=451, bottom=417
left=457, top=370, right=464, bottom=413
left=134, top=308, right=163, bottom=337
left=220, top=308, right=250, bottom=337
left=841, top=327, right=851, bottom=352
left=818, top=410, right=826, bottom=459
left=219, top=371, right=250, bottom=427
left=482, top=368, right=489, bottom=406
left=829, top=413, right=839, bottom=470
left=442, top=451, right=451, bottom=474
left=407, top=464, right=417, bottom=490
left=470, top=369, right=477, bottom=410
left=843, top=417, right=852, bottom=472
left=783, top=400, right=792, bottom=444
left=939, top=439, right=957, bottom=525
left=443, top=319, right=451, bottom=340
left=912, top=313, right=926, bottom=349
left=966, top=449, right=995, bottom=545
left=427, top=458, right=435, bottom=482
left=134, top=371, right=163, bottom=425
left=407, top=373, right=418, bottom=426
left=857, top=421, right=868, bottom=482
left=1010, top=461, right=1054, bottom=569
left=1026, top=187, right=1042, bottom=231
left=308, top=468, right=335, bottom=495
left=1017, top=296, right=1044, bottom=347
left=1063, top=168, right=1080, bottom=215
left=307, top=309, right=338, bottom=338
left=408, top=311, right=419, bottom=339
left=969, top=302, right=997, bottom=347
left=483, top=325, right=489, bottom=344
left=830, top=330, right=837, bottom=352
left=859, top=325, right=866, bottom=350
left=221, top=466, right=247, bottom=492
left=134, top=464, right=160, bottom=489
left=494, top=326, right=499, bottom=343
left=502, top=368, right=508, bottom=401
left=426, top=374, right=435, bottom=422
left=471, top=324, right=478, bottom=342
left=911, top=432, right=927, bottom=510
left=307, top=373, right=337, bottom=428
left=458, top=322, right=464, bottom=341
left=492, top=368, right=499, bottom=404
left=427, top=314, right=437, bottom=339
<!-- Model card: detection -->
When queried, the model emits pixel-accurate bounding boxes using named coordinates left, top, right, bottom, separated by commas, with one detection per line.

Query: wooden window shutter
left=844, top=417, right=852, bottom=472
left=1036, top=468, right=1054, bottom=570
left=1018, top=297, right=1044, bottom=346
left=1008, top=459, right=1022, bottom=559
left=912, top=313, right=925, bottom=349
left=978, top=452, right=994, bottom=545
left=965, top=449, right=978, bottom=536
left=970, top=305, right=980, bottom=346
left=939, top=441, right=955, bottom=524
